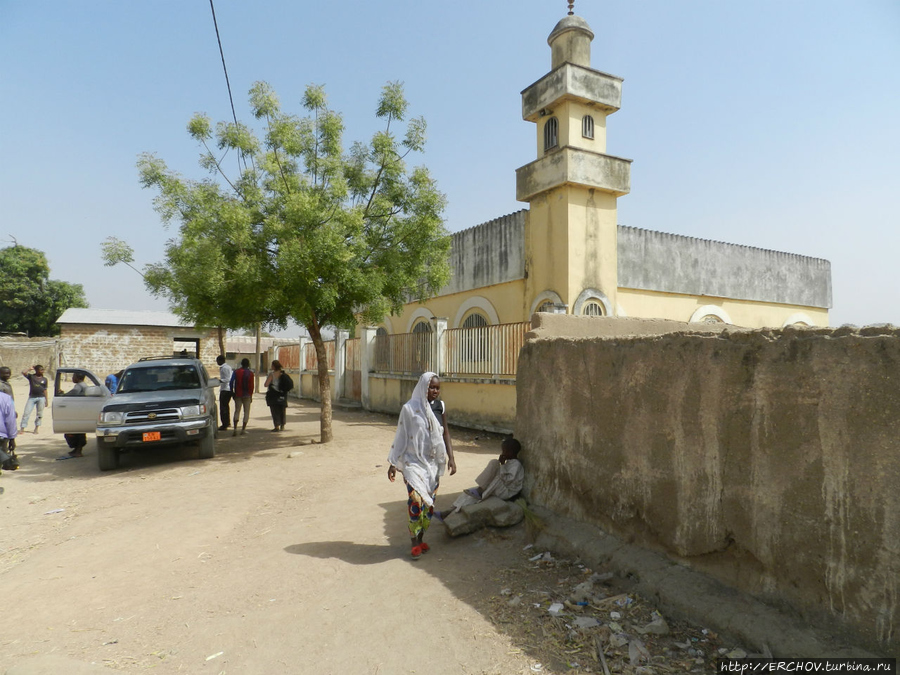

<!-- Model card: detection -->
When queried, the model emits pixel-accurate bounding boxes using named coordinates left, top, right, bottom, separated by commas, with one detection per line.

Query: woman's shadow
left=283, top=499, right=413, bottom=565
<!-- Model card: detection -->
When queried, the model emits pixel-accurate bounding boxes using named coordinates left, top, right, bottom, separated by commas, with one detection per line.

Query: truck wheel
left=98, top=440, right=119, bottom=471
left=199, top=429, right=216, bottom=459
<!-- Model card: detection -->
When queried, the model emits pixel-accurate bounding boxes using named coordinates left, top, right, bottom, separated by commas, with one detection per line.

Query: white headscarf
left=387, top=371, right=447, bottom=506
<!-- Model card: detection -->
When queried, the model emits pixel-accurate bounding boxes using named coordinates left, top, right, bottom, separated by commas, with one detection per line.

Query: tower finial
left=567, top=0, right=575, bottom=15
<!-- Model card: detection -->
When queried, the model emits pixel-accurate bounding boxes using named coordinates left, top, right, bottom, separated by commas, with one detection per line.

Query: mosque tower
left=516, top=2, right=631, bottom=317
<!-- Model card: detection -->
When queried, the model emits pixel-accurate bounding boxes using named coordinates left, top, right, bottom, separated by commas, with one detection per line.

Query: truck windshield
left=118, top=366, right=201, bottom=393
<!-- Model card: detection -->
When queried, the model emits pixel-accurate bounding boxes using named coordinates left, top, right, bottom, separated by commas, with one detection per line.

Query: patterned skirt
left=405, top=479, right=438, bottom=538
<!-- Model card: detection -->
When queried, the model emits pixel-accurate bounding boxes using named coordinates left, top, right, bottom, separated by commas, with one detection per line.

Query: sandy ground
left=0, top=379, right=544, bottom=674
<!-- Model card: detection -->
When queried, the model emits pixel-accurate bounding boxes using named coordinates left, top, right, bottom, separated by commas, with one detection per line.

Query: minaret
left=516, top=2, right=631, bottom=317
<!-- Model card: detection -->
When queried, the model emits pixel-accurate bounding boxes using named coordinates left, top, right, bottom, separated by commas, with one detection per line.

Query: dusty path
left=1, top=382, right=540, bottom=674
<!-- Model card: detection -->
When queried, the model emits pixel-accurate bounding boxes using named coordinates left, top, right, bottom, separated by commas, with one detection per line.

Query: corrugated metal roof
left=56, top=308, right=195, bottom=328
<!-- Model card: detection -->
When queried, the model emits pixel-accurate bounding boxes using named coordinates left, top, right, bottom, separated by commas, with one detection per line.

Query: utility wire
left=208, top=0, right=245, bottom=172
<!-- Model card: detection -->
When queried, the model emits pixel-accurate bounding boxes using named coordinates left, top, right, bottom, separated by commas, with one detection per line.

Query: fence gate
left=343, top=338, right=362, bottom=402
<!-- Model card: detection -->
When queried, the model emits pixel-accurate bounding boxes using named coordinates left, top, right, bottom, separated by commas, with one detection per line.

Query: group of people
left=0, top=364, right=50, bottom=475
left=216, top=356, right=294, bottom=436
left=3, top=363, right=524, bottom=555
left=387, top=371, right=524, bottom=560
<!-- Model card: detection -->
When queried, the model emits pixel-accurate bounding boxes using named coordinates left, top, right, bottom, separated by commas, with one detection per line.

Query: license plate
left=142, top=432, right=161, bottom=442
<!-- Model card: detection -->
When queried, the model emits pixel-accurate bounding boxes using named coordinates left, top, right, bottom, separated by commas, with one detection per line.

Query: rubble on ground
left=486, top=544, right=754, bottom=674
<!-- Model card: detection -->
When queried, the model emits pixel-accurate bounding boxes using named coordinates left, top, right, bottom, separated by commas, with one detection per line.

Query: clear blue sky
left=2, top=1, right=898, bottom=331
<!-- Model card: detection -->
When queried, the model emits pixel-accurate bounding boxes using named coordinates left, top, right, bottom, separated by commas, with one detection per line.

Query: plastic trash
left=573, top=617, right=600, bottom=629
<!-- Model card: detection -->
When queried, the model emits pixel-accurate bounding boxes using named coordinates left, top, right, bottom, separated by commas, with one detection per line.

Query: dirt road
left=1, top=382, right=541, bottom=674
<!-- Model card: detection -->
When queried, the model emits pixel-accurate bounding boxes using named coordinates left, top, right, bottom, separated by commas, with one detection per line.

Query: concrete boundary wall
left=517, top=318, right=899, bottom=653
left=617, top=225, right=833, bottom=309
left=441, top=210, right=527, bottom=296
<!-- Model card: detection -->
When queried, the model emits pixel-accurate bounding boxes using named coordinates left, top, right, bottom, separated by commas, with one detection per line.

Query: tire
left=198, top=428, right=216, bottom=459
left=98, top=439, right=119, bottom=471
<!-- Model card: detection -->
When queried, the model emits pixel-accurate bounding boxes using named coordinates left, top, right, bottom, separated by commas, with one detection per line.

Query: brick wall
left=59, top=324, right=219, bottom=378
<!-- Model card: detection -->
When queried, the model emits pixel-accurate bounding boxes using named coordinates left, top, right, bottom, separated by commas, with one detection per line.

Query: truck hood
left=101, top=390, right=205, bottom=412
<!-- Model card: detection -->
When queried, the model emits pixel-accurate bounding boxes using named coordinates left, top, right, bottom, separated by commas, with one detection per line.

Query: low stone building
left=56, top=309, right=218, bottom=378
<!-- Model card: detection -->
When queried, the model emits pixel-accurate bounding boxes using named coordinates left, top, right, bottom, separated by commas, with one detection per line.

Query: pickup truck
left=52, top=357, right=220, bottom=470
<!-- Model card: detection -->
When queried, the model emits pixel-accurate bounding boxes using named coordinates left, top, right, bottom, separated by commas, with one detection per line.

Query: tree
left=137, top=81, right=450, bottom=442
left=0, top=244, right=88, bottom=336
left=101, top=236, right=239, bottom=357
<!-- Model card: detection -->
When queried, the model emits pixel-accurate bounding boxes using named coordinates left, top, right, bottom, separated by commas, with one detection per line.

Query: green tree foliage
left=0, top=245, right=88, bottom=336
left=137, top=81, right=450, bottom=442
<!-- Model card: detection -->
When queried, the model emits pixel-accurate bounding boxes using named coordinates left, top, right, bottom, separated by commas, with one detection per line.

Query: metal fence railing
left=373, top=331, right=434, bottom=375
left=344, top=338, right=361, bottom=372
left=276, top=344, right=301, bottom=371
left=304, top=340, right=335, bottom=371
left=443, top=321, right=529, bottom=378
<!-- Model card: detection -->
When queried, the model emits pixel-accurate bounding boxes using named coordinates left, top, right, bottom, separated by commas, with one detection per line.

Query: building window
left=582, top=115, right=594, bottom=139
left=412, top=320, right=432, bottom=334
left=544, top=117, right=559, bottom=151
left=461, top=312, right=488, bottom=329
left=460, top=312, right=489, bottom=364
left=700, top=315, right=724, bottom=324
left=537, top=300, right=555, bottom=313
left=581, top=300, right=605, bottom=316
left=374, top=327, right=389, bottom=371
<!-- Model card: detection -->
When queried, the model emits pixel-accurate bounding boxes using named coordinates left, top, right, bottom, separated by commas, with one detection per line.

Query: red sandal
left=419, top=542, right=430, bottom=553
left=411, top=545, right=423, bottom=560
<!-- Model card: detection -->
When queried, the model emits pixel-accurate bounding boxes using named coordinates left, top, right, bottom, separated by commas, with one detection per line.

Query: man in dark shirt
left=230, top=358, right=255, bottom=436
left=20, top=364, right=48, bottom=434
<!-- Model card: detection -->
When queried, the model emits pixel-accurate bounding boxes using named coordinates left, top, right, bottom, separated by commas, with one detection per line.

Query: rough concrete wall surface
left=617, top=226, right=833, bottom=309
left=441, top=210, right=526, bottom=296
left=0, top=337, right=60, bottom=379
left=517, top=323, right=900, bottom=653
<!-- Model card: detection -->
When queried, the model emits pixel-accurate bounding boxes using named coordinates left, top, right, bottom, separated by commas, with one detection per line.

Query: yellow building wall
left=534, top=101, right=608, bottom=157
left=366, top=375, right=404, bottom=413
left=382, top=279, right=528, bottom=333
left=365, top=376, right=517, bottom=433
left=617, top=287, right=829, bottom=328
left=565, top=187, right=618, bottom=312
left=524, top=189, right=570, bottom=313
left=440, top=380, right=516, bottom=432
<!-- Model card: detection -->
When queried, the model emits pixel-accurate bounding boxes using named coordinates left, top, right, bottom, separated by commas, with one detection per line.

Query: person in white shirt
left=443, top=437, right=524, bottom=517
left=216, top=355, right=234, bottom=431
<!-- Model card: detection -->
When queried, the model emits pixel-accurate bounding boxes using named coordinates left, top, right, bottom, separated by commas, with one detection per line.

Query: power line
left=208, top=0, right=245, bottom=172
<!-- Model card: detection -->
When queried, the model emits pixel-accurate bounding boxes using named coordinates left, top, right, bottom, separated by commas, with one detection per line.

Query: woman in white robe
left=387, top=372, right=457, bottom=558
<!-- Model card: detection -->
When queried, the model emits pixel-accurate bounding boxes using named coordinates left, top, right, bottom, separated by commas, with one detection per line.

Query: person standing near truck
left=20, top=365, right=48, bottom=434
left=216, top=355, right=233, bottom=431
left=230, top=358, right=254, bottom=436
left=0, top=390, right=18, bottom=479
left=0, top=367, right=14, bottom=399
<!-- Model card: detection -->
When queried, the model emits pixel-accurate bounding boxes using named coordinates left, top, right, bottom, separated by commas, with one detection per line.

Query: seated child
left=444, top=437, right=524, bottom=517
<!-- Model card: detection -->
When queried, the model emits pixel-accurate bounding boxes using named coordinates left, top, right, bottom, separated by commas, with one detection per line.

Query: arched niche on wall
left=406, top=308, right=434, bottom=333
left=453, top=296, right=500, bottom=328
left=782, top=313, right=816, bottom=328
left=379, top=316, right=394, bottom=335
left=573, top=288, right=612, bottom=317
left=689, top=305, right=732, bottom=325
left=529, top=290, right=565, bottom=317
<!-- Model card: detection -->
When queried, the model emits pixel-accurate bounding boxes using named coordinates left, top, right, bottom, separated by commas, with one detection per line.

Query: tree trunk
left=308, top=322, right=333, bottom=443
left=217, top=326, right=226, bottom=357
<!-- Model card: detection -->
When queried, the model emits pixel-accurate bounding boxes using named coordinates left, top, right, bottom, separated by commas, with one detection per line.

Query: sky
left=2, top=0, right=899, bottom=333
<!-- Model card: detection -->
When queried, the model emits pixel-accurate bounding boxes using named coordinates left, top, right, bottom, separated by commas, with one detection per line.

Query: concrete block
left=444, top=496, right=524, bottom=537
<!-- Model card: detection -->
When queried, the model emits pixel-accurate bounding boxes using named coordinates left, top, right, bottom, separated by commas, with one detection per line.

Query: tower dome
left=547, top=14, right=594, bottom=68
